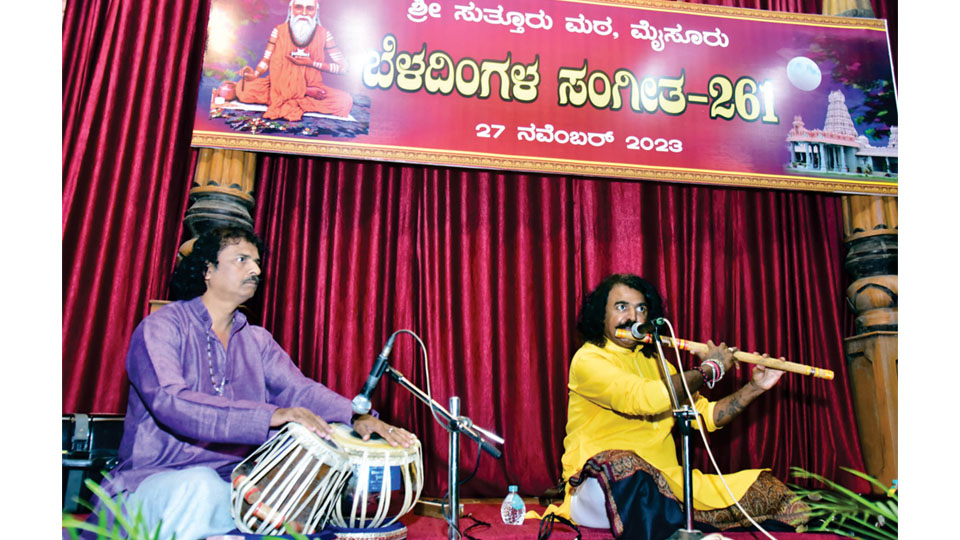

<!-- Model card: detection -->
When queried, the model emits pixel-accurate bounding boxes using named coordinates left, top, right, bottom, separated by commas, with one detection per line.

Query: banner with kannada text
left=192, top=0, right=897, bottom=194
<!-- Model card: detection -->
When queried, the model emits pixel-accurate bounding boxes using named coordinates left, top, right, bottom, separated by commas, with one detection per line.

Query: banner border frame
left=192, top=131, right=898, bottom=195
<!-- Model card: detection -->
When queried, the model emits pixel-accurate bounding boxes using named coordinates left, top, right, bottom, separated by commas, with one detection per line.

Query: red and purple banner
left=192, top=0, right=897, bottom=194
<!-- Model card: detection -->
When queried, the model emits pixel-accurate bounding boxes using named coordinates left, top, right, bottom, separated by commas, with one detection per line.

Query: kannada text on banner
left=191, top=0, right=898, bottom=194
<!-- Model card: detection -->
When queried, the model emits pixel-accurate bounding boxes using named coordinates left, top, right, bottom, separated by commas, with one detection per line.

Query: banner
left=191, top=0, right=898, bottom=194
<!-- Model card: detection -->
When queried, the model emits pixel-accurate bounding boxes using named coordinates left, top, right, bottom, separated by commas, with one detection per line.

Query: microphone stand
left=650, top=325, right=704, bottom=540
left=383, top=365, right=504, bottom=540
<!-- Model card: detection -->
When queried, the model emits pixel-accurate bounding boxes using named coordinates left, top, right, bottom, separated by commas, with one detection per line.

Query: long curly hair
left=169, top=227, right=265, bottom=301
left=576, top=273, right=666, bottom=347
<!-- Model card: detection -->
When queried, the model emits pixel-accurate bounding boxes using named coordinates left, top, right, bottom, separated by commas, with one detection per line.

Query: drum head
left=329, top=423, right=405, bottom=452
left=290, top=422, right=346, bottom=454
left=328, top=423, right=423, bottom=528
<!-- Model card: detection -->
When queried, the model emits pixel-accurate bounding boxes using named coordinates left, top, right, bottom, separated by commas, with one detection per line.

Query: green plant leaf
left=71, top=496, right=97, bottom=514
left=62, top=518, right=111, bottom=536
left=83, top=479, right=137, bottom=535
left=885, top=499, right=898, bottom=515
left=62, top=522, right=110, bottom=538
left=839, top=466, right=891, bottom=493
left=818, top=525, right=859, bottom=538
left=837, top=519, right=897, bottom=540
left=151, top=518, right=163, bottom=540
left=791, top=467, right=897, bottom=522
left=60, top=477, right=173, bottom=540
left=790, top=465, right=901, bottom=540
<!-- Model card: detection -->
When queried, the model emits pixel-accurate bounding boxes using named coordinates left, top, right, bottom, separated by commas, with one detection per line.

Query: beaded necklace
left=207, top=320, right=231, bottom=396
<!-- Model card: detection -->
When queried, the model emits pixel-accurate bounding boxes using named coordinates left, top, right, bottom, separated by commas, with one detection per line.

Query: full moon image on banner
left=787, top=56, right=822, bottom=91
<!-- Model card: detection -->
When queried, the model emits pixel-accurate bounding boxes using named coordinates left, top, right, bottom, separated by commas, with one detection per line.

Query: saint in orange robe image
left=235, top=0, right=353, bottom=121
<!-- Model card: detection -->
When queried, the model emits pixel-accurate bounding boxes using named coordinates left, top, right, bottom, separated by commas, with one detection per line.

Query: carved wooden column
left=841, top=195, right=897, bottom=492
left=823, top=0, right=898, bottom=493
left=180, top=148, right=258, bottom=255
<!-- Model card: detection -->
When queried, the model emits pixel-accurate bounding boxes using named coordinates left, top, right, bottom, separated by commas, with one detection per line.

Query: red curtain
left=63, top=0, right=895, bottom=497
left=62, top=0, right=210, bottom=414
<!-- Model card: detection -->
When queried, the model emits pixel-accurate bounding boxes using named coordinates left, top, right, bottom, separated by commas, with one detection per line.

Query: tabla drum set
left=231, top=422, right=424, bottom=535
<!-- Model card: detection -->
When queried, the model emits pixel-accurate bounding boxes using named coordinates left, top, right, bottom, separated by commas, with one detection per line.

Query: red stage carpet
left=400, top=501, right=843, bottom=539
left=65, top=502, right=845, bottom=539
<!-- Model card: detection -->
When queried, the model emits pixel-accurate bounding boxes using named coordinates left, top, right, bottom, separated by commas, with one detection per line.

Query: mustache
left=616, top=321, right=635, bottom=330
left=244, top=276, right=261, bottom=285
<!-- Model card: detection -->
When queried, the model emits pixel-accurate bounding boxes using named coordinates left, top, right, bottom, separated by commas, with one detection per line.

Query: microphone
left=351, top=333, right=397, bottom=415
left=615, top=318, right=666, bottom=340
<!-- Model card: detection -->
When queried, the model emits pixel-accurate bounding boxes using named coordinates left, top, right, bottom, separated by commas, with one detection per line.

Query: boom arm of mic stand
left=384, top=366, right=503, bottom=459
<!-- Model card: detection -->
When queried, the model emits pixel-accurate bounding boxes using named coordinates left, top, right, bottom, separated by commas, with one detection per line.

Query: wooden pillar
left=823, top=0, right=877, bottom=18
left=841, top=195, right=897, bottom=492
left=822, top=0, right=897, bottom=492
left=180, top=148, right=259, bottom=256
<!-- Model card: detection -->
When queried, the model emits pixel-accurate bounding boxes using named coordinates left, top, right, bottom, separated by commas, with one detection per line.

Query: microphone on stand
left=618, top=317, right=667, bottom=340
left=351, top=333, right=397, bottom=415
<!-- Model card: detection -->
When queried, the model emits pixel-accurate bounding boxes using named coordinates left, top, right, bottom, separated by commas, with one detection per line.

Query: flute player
left=534, top=274, right=810, bottom=537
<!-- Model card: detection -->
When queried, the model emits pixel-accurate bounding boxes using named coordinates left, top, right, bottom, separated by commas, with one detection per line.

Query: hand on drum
left=352, top=414, right=417, bottom=448
left=271, top=407, right=334, bottom=439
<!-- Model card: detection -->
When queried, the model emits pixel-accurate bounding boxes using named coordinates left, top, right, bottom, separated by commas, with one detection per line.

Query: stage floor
left=66, top=500, right=844, bottom=539
left=398, top=500, right=844, bottom=540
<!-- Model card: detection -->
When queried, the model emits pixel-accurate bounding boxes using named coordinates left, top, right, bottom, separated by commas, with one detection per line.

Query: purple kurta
left=107, top=297, right=353, bottom=495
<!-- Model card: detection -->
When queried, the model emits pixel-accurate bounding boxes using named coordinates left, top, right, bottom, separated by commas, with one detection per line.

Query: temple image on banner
left=785, top=90, right=898, bottom=178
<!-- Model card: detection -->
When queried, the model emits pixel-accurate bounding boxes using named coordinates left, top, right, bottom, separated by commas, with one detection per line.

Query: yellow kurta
left=534, top=340, right=764, bottom=522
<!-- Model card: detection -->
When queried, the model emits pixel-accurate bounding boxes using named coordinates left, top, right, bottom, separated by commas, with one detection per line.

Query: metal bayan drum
left=231, top=422, right=351, bottom=535
left=328, top=423, right=424, bottom=529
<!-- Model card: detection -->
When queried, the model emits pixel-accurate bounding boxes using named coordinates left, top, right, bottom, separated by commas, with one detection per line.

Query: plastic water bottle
left=500, top=485, right=526, bottom=525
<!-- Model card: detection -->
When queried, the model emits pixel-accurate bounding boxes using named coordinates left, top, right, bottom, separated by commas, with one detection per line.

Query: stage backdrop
left=192, top=0, right=897, bottom=194
left=64, top=0, right=894, bottom=499
left=246, top=156, right=869, bottom=498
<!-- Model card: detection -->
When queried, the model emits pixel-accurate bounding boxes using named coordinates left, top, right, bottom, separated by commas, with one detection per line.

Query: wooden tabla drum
left=327, top=423, right=424, bottom=529
left=231, top=422, right=351, bottom=535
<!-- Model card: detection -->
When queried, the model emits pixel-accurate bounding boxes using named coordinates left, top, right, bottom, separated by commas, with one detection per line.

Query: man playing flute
left=538, top=273, right=809, bottom=537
